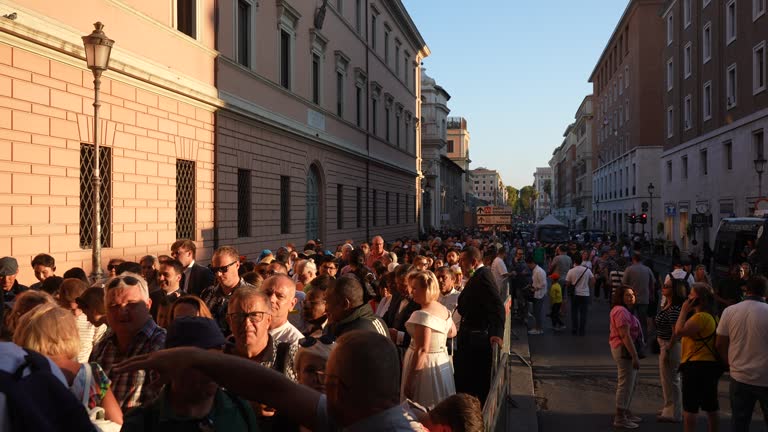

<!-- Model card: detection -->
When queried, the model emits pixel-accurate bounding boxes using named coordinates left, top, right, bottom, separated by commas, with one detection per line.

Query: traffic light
left=640, top=213, right=648, bottom=224
left=629, top=213, right=637, bottom=224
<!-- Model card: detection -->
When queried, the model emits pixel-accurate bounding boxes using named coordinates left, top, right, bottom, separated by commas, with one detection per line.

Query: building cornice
left=381, top=0, right=430, bottom=58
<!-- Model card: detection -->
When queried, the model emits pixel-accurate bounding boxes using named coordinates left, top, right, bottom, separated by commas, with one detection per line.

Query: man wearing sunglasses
left=170, top=239, right=214, bottom=296
left=200, top=246, right=256, bottom=337
left=90, top=273, right=166, bottom=412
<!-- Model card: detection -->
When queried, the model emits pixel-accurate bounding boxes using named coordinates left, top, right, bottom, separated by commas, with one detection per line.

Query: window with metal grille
left=372, top=189, right=378, bottom=226
left=405, top=194, right=409, bottom=223
left=356, top=187, right=362, bottom=228
left=385, top=191, right=390, bottom=225
left=176, top=160, right=196, bottom=240
left=79, top=143, right=111, bottom=248
left=396, top=193, right=400, bottom=224
left=412, top=195, right=416, bottom=223
left=281, top=176, right=291, bottom=234
left=337, top=184, right=344, bottom=229
left=238, top=169, right=251, bottom=237
left=237, top=0, right=251, bottom=67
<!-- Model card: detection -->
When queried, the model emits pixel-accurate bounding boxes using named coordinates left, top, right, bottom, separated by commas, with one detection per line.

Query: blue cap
left=324, top=250, right=334, bottom=256
left=258, top=249, right=272, bottom=261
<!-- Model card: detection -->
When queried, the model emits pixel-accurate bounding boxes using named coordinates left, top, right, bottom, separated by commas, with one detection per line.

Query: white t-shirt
left=531, top=265, right=548, bottom=299
left=491, top=257, right=509, bottom=293
left=716, top=299, right=768, bottom=387
left=438, top=289, right=462, bottom=329
left=566, top=265, right=593, bottom=297
left=269, top=320, right=303, bottom=344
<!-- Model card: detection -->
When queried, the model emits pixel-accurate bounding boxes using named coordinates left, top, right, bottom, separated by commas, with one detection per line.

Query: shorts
left=681, top=361, right=723, bottom=413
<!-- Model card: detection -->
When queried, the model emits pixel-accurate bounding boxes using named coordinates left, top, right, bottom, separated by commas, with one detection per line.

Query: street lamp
left=754, top=157, right=767, bottom=198
left=648, top=182, right=655, bottom=245
left=82, top=22, right=114, bottom=283
left=594, top=198, right=600, bottom=229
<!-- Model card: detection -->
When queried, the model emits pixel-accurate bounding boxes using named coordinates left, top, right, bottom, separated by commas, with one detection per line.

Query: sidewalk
left=504, top=320, right=538, bottom=432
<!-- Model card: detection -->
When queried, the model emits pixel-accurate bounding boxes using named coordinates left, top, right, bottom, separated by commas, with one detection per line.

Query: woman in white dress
left=401, top=270, right=457, bottom=409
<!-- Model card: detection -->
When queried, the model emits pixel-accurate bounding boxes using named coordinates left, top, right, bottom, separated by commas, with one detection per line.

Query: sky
left=402, top=0, right=630, bottom=189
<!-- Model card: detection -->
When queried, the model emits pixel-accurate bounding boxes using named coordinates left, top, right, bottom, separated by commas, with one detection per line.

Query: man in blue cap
left=121, top=316, right=259, bottom=431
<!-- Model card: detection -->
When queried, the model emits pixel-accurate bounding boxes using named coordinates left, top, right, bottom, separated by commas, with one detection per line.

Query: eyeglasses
left=228, top=311, right=270, bottom=325
left=107, top=275, right=141, bottom=290
left=322, top=265, right=337, bottom=271
left=299, top=334, right=335, bottom=348
left=212, top=261, right=238, bottom=274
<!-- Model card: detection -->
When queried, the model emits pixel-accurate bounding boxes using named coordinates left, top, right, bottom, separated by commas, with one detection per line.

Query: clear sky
left=402, top=0, right=630, bottom=189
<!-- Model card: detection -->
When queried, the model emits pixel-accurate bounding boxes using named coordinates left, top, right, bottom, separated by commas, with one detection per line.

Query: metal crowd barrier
left=483, top=296, right=513, bottom=432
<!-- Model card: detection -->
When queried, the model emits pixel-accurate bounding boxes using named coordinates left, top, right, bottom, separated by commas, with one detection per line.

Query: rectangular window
left=355, top=0, right=362, bottom=34
left=337, top=0, right=343, bottom=11
left=727, top=64, right=737, bottom=108
left=667, top=160, right=673, bottom=182
left=395, top=44, right=401, bottom=77
left=703, top=81, right=712, bottom=120
left=372, top=97, right=378, bottom=135
left=177, top=0, right=196, bottom=38
left=726, top=0, right=737, bottom=44
left=237, top=0, right=250, bottom=67
left=385, top=191, right=390, bottom=225
left=385, top=106, right=391, bottom=142
left=725, top=141, right=733, bottom=170
left=280, top=176, right=290, bottom=234
left=371, top=14, right=377, bottom=49
left=701, top=149, right=709, bottom=175
left=384, top=29, right=390, bottom=63
left=755, top=129, right=765, bottom=159
left=667, top=58, right=674, bottom=91
left=336, top=71, right=344, bottom=117
left=684, top=0, right=692, bottom=27
left=704, top=0, right=711, bottom=7
left=237, top=169, right=251, bottom=237
left=667, top=105, right=674, bottom=138
left=280, top=29, right=291, bottom=89
left=404, top=54, right=410, bottom=87
left=703, top=23, right=712, bottom=63
left=396, top=113, right=401, bottom=147
left=176, top=159, right=196, bottom=240
left=682, top=156, right=689, bottom=179
left=447, top=140, right=454, bottom=153
left=684, top=95, right=692, bottom=130
left=756, top=0, right=767, bottom=19
left=356, top=86, right=362, bottom=127
left=79, top=143, right=111, bottom=248
left=312, top=52, right=321, bottom=104
left=356, top=187, right=362, bottom=228
left=684, top=43, right=692, bottom=78
left=372, top=189, right=378, bottom=226
left=396, top=193, right=400, bottom=224
left=667, top=13, right=674, bottom=45
left=405, top=194, right=410, bottom=223
left=337, top=184, right=344, bottom=230
left=754, top=42, right=766, bottom=93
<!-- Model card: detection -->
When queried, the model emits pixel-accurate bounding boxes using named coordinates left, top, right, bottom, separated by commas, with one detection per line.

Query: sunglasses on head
left=299, top=334, right=335, bottom=348
left=107, top=275, right=141, bottom=289
left=212, top=261, right=237, bottom=274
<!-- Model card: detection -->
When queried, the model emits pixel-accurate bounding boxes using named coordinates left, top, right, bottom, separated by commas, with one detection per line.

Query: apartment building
left=470, top=167, right=506, bottom=206
left=0, top=0, right=219, bottom=283
left=660, top=0, right=768, bottom=247
left=533, top=167, right=552, bottom=221
left=446, top=116, right=472, bottom=208
left=589, top=0, right=666, bottom=237
left=216, top=0, right=428, bottom=254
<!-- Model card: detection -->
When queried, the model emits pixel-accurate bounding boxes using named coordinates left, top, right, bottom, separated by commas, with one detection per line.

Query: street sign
left=477, top=215, right=513, bottom=225
left=476, top=206, right=512, bottom=215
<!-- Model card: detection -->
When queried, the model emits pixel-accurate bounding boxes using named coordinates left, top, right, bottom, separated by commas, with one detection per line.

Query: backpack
left=667, top=272, right=692, bottom=293
left=0, top=348, right=96, bottom=432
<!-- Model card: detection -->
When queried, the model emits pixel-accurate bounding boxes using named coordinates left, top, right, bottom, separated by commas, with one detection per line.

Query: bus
left=712, top=217, right=767, bottom=281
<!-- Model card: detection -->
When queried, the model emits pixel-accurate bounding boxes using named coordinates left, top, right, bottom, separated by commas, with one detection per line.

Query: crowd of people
left=1, top=232, right=510, bottom=431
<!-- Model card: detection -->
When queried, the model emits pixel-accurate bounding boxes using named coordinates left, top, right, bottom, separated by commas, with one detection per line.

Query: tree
left=506, top=186, right=518, bottom=209
left=542, top=179, right=552, bottom=203
left=518, top=185, right=538, bottom=217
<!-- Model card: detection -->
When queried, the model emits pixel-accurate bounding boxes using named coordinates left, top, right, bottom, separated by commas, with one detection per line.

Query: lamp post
left=754, top=158, right=767, bottom=198
left=82, top=22, right=114, bottom=283
left=648, top=182, right=655, bottom=245
left=594, top=198, right=600, bottom=229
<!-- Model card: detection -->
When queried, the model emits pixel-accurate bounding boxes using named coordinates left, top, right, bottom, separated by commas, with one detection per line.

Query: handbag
left=81, top=363, right=122, bottom=432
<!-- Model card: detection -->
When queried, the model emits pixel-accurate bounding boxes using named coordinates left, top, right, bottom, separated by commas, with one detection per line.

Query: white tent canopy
left=536, top=214, right=567, bottom=226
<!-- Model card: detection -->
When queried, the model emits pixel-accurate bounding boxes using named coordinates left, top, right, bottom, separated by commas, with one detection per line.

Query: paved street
left=527, top=297, right=767, bottom=432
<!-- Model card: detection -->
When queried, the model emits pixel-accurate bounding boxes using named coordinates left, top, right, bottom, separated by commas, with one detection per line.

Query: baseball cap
left=257, top=249, right=273, bottom=262
left=0, top=257, right=19, bottom=276
left=166, top=316, right=228, bottom=350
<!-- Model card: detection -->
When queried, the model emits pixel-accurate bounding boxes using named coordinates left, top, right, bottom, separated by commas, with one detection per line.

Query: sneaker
left=527, top=329, right=543, bottom=335
left=626, top=415, right=642, bottom=423
left=613, top=417, right=639, bottom=429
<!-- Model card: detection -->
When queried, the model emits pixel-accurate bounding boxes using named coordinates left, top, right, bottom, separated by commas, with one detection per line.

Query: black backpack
left=0, top=348, right=96, bottom=432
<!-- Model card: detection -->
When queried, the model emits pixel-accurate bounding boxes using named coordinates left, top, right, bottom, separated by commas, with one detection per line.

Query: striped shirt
left=654, top=304, right=681, bottom=341
left=609, top=270, right=624, bottom=298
